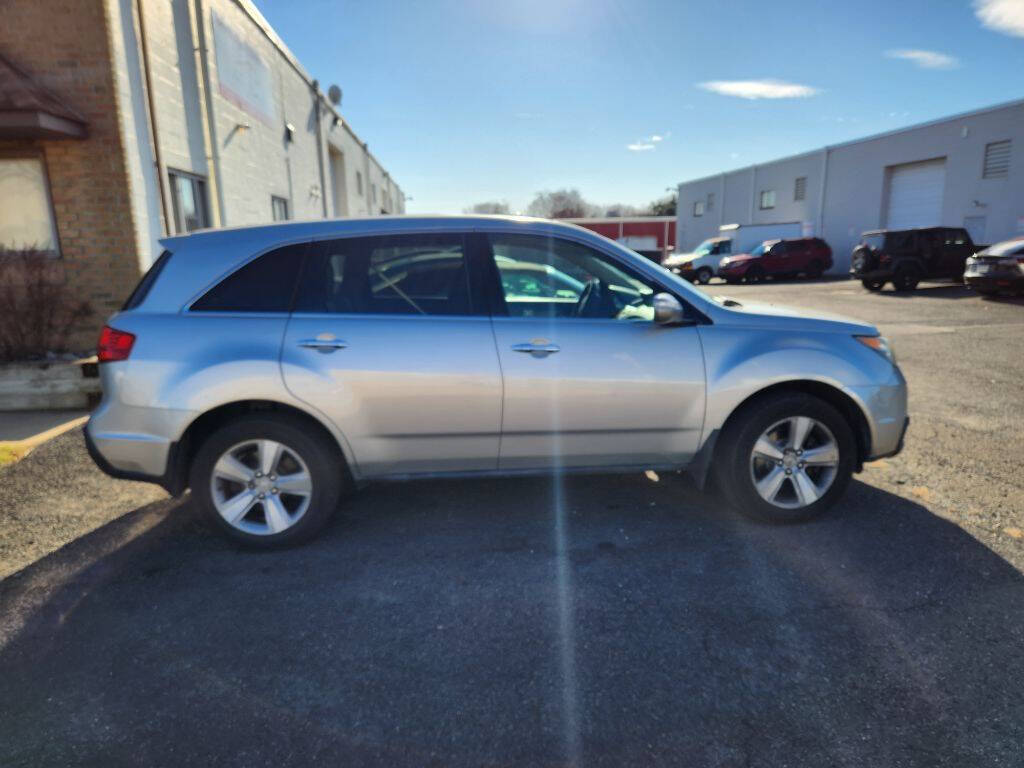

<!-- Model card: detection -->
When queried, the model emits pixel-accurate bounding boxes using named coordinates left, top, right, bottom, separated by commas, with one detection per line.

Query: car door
left=483, top=232, right=706, bottom=471
left=280, top=232, right=503, bottom=477
left=762, top=241, right=788, bottom=274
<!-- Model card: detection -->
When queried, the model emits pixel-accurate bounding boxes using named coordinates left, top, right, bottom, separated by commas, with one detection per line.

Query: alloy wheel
left=210, top=439, right=313, bottom=535
left=749, top=416, right=840, bottom=509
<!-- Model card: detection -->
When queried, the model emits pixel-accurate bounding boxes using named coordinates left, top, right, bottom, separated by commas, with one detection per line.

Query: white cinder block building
left=676, top=99, right=1024, bottom=272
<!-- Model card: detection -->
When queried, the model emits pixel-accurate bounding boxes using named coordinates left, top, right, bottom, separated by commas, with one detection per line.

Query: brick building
left=0, top=0, right=403, bottom=349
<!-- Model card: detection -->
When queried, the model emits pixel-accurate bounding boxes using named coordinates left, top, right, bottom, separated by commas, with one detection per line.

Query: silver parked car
left=87, top=216, right=908, bottom=546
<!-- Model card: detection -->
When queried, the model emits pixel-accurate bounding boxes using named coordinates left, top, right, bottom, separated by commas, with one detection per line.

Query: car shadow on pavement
left=1, top=474, right=1022, bottom=767
left=873, top=284, right=976, bottom=300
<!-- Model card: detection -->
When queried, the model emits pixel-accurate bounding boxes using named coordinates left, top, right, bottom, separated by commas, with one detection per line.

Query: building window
left=169, top=171, right=209, bottom=233
left=356, top=171, right=364, bottom=196
left=371, top=184, right=378, bottom=204
left=794, top=176, right=807, bottom=201
left=692, top=200, right=704, bottom=217
left=271, top=195, right=290, bottom=221
left=759, top=189, right=776, bottom=210
left=983, top=140, right=1011, bottom=179
left=0, top=156, right=59, bottom=254
left=706, top=192, right=715, bottom=211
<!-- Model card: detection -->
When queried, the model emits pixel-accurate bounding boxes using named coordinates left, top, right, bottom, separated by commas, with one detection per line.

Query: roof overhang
left=0, top=109, right=86, bottom=139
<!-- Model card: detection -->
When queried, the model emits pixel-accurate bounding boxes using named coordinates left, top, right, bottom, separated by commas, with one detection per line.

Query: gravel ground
left=0, top=278, right=1022, bottom=766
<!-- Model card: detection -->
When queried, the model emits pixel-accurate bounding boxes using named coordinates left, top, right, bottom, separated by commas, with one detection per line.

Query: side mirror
left=653, top=292, right=687, bottom=325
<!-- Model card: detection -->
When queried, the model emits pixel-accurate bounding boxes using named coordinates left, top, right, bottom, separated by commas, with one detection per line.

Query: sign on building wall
left=211, top=13, right=276, bottom=125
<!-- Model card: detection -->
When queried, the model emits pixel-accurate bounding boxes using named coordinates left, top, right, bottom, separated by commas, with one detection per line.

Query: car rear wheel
left=892, top=263, right=922, bottom=292
left=190, top=414, right=344, bottom=547
left=696, top=267, right=713, bottom=284
left=715, top=393, right=856, bottom=523
left=861, top=279, right=885, bottom=291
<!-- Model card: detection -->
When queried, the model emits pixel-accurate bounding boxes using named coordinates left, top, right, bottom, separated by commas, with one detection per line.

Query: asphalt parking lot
left=1, top=279, right=1022, bottom=767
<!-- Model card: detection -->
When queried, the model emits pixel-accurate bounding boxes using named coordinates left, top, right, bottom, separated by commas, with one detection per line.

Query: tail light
left=97, top=325, right=136, bottom=363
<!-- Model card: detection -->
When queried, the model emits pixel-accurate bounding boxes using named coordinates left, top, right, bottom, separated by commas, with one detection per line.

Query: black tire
left=724, top=278, right=741, bottom=285
left=190, top=413, right=345, bottom=547
left=975, top=288, right=999, bottom=297
left=696, top=267, right=713, bottom=285
left=713, top=392, right=856, bottom=524
left=806, top=260, right=824, bottom=279
left=861, top=278, right=885, bottom=291
left=745, top=266, right=765, bottom=283
left=892, top=262, right=922, bottom=292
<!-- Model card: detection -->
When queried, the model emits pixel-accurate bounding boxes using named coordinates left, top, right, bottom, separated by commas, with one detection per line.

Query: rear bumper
left=84, top=424, right=178, bottom=493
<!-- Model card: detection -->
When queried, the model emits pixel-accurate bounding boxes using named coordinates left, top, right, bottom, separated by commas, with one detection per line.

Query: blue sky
left=255, top=0, right=1024, bottom=214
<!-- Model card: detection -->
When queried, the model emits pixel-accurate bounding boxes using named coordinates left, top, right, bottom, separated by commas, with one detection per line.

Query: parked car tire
left=745, top=266, right=765, bottom=283
left=724, top=278, right=741, bottom=285
left=892, top=262, right=922, bottom=292
left=715, top=392, right=856, bottom=524
left=861, top=278, right=885, bottom=291
left=695, top=267, right=713, bottom=285
left=190, top=414, right=344, bottom=548
left=975, top=288, right=1000, bottom=297
left=806, top=260, right=824, bottom=279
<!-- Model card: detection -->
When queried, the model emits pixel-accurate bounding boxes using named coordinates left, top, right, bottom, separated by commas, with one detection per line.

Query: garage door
left=885, top=158, right=946, bottom=229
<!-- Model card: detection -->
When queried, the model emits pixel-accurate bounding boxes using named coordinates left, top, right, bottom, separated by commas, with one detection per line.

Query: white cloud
left=650, top=135, right=663, bottom=142
left=627, top=132, right=669, bottom=152
left=975, top=0, right=1024, bottom=37
left=697, top=79, right=820, bottom=100
left=885, top=49, right=959, bottom=69
left=627, top=142, right=656, bottom=152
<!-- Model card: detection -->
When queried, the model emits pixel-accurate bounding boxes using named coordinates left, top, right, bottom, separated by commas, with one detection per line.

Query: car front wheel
left=861, top=278, right=885, bottom=291
left=715, top=393, right=856, bottom=523
left=190, top=414, right=344, bottom=547
left=696, top=267, right=713, bottom=284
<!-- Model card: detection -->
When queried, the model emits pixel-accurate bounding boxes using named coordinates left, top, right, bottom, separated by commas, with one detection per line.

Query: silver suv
left=86, top=216, right=908, bottom=546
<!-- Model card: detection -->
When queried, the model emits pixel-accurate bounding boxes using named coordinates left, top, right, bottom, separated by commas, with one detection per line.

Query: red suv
left=719, top=237, right=833, bottom=283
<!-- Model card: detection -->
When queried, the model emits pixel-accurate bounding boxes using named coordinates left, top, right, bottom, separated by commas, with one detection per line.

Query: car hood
left=663, top=252, right=696, bottom=266
left=711, top=299, right=877, bottom=335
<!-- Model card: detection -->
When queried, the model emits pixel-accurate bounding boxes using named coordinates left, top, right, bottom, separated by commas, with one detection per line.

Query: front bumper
left=965, top=274, right=1024, bottom=291
left=718, top=262, right=751, bottom=278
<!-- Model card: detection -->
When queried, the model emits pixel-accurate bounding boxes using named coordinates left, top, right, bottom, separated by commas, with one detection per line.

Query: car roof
left=158, top=214, right=595, bottom=252
left=861, top=226, right=951, bottom=235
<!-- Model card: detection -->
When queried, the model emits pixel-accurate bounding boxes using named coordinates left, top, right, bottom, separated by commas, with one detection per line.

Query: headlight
left=855, top=335, right=895, bottom=364
left=720, top=257, right=731, bottom=266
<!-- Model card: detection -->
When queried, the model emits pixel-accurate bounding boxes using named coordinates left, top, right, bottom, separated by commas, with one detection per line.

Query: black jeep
left=850, top=227, right=982, bottom=292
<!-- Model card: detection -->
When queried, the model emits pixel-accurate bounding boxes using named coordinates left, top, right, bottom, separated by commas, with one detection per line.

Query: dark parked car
left=963, top=237, right=1024, bottom=296
left=718, top=237, right=833, bottom=283
left=850, top=227, right=979, bottom=292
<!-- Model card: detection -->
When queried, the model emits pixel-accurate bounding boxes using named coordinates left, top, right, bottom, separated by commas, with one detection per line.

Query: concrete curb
left=0, top=415, right=89, bottom=463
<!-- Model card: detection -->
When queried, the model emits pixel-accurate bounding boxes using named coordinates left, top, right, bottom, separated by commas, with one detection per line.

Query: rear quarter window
left=122, top=250, right=172, bottom=310
left=190, top=243, right=306, bottom=312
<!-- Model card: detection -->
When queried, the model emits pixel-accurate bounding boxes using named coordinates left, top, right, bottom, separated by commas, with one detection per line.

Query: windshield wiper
left=713, top=296, right=742, bottom=307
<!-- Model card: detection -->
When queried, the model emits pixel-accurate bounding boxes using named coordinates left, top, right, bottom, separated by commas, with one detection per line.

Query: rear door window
left=294, top=233, right=474, bottom=316
left=190, top=243, right=306, bottom=312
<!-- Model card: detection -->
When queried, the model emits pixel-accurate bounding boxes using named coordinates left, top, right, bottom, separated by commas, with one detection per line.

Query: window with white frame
left=169, top=170, right=209, bottom=233
left=693, top=200, right=704, bottom=217
left=0, top=156, right=59, bottom=254
left=271, top=195, right=290, bottom=221
left=759, top=189, right=776, bottom=210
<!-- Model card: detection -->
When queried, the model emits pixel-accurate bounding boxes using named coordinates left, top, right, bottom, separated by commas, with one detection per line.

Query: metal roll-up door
left=885, top=158, right=946, bottom=229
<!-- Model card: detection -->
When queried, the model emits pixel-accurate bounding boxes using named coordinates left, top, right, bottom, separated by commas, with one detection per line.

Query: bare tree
left=526, top=188, right=600, bottom=219
left=463, top=201, right=511, bottom=215
left=604, top=203, right=642, bottom=218
left=647, top=194, right=677, bottom=216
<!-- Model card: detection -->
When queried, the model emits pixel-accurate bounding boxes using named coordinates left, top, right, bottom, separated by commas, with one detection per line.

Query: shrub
left=0, top=247, right=92, bottom=362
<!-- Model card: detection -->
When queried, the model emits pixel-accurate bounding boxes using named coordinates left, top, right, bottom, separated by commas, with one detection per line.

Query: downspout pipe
left=133, top=0, right=170, bottom=234
left=311, top=80, right=328, bottom=218
left=190, top=0, right=224, bottom=226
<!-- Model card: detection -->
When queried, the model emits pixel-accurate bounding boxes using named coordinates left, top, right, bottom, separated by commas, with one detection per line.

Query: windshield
left=978, top=238, right=1024, bottom=257
left=749, top=242, right=768, bottom=257
left=693, top=238, right=718, bottom=257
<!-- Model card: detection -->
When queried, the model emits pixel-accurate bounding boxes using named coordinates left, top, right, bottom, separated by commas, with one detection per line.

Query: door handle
left=511, top=342, right=560, bottom=357
left=298, top=338, right=347, bottom=352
